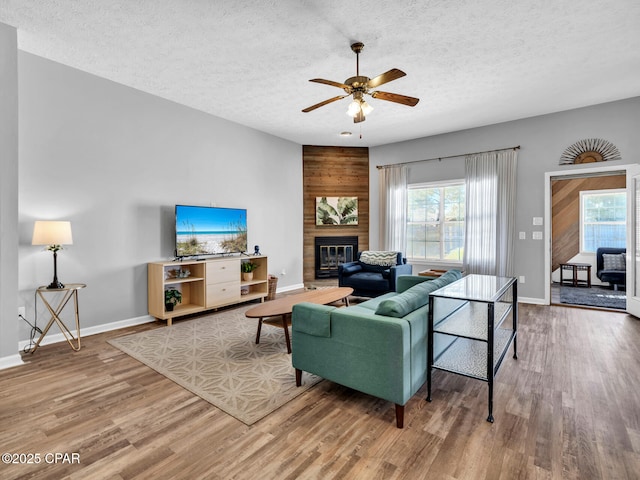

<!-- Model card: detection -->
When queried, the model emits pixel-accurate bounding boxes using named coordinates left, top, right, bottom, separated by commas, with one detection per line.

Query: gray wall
left=17, top=52, right=303, bottom=343
left=5, top=39, right=639, bottom=359
left=0, top=23, right=19, bottom=365
left=370, top=97, right=640, bottom=301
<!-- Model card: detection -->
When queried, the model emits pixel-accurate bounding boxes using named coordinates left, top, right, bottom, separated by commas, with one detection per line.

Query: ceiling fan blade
left=302, top=95, right=348, bottom=113
left=309, top=78, right=352, bottom=90
left=353, top=110, right=366, bottom=123
left=367, top=68, right=406, bottom=89
left=371, top=90, right=420, bottom=107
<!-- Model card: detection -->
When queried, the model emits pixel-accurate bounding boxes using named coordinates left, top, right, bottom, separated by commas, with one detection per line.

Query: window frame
left=406, top=179, right=465, bottom=264
left=579, top=188, right=626, bottom=254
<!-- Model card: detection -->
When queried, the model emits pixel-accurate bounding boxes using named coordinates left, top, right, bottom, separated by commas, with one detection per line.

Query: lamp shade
left=32, top=221, right=73, bottom=246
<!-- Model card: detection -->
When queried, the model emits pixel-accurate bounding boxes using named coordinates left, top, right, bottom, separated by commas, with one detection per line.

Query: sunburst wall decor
left=559, top=138, right=621, bottom=165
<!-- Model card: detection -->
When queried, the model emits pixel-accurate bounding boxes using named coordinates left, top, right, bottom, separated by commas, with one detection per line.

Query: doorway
left=544, top=165, right=634, bottom=310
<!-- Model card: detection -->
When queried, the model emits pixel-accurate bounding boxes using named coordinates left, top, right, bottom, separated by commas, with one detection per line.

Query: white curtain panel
left=463, top=150, right=518, bottom=276
left=378, top=164, right=408, bottom=252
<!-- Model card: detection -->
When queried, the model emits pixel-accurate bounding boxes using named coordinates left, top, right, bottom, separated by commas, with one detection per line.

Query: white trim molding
left=518, top=296, right=547, bottom=305
left=16, top=314, right=155, bottom=355
left=0, top=354, right=24, bottom=370
left=544, top=164, right=636, bottom=305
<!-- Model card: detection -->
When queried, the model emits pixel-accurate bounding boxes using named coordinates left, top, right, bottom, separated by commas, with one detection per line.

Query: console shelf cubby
left=148, top=255, right=268, bottom=325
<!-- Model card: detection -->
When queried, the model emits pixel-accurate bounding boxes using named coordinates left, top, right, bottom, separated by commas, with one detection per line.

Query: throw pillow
left=341, top=264, right=362, bottom=275
left=359, top=251, right=398, bottom=267
left=602, top=253, right=625, bottom=271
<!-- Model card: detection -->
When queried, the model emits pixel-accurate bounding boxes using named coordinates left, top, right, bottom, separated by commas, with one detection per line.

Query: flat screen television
left=175, top=205, right=247, bottom=257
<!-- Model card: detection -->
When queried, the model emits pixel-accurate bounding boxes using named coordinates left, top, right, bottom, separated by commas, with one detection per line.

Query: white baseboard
left=518, top=296, right=547, bottom=305
left=16, top=314, right=155, bottom=354
left=0, top=354, right=24, bottom=371
left=277, top=283, right=305, bottom=293
left=13, top=286, right=305, bottom=357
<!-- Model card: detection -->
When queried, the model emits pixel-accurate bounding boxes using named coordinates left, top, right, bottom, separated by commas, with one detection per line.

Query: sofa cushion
left=429, top=269, right=463, bottom=287
left=360, top=251, right=398, bottom=267
left=341, top=271, right=390, bottom=292
left=291, top=303, right=334, bottom=337
left=603, top=253, right=626, bottom=271
left=374, top=280, right=434, bottom=318
left=356, top=292, right=397, bottom=312
left=374, top=270, right=463, bottom=318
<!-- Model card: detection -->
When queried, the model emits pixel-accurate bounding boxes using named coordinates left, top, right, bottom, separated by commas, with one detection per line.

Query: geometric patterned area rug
left=108, top=304, right=322, bottom=425
left=559, top=285, right=626, bottom=310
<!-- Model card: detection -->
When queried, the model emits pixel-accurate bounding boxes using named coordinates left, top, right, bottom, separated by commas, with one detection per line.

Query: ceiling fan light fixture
left=347, top=100, right=361, bottom=117
left=302, top=41, right=419, bottom=122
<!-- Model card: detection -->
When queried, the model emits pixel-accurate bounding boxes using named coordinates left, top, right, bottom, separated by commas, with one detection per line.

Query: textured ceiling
left=1, top=0, right=639, bottom=147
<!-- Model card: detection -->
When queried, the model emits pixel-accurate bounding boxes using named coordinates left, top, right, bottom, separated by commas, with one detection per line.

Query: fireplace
left=315, top=236, right=359, bottom=279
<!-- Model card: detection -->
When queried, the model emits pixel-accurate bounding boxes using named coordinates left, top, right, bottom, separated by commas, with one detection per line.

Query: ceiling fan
left=302, top=42, right=419, bottom=123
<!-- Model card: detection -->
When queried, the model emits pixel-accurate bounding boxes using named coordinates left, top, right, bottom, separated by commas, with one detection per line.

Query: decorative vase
left=243, top=272, right=254, bottom=282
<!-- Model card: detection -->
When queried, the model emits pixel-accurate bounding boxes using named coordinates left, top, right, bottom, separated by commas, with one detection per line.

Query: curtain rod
left=376, top=145, right=520, bottom=169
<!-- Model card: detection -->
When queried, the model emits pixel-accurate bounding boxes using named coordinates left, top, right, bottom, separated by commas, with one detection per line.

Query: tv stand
left=148, top=255, right=268, bottom=325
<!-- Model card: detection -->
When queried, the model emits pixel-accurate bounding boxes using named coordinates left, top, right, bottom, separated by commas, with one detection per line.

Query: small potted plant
left=165, top=288, right=182, bottom=312
left=241, top=261, right=258, bottom=281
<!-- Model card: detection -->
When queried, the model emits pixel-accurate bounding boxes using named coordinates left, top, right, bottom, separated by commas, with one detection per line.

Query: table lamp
left=32, top=220, right=73, bottom=289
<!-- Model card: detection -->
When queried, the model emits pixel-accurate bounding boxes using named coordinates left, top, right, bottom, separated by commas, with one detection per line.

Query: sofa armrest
left=388, top=263, right=413, bottom=291
left=338, top=261, right=362, bottom=279
left=291, top=302, right=335, bottom=337
left=396, top=274, right=433, bottom=292
left=341, top=263, right=363, bottom=275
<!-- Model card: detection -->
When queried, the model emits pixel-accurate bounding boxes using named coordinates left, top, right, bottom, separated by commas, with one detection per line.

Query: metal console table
left=427, top=274, right=517, bottom=422
left=31, top=283, right=86, bottom=353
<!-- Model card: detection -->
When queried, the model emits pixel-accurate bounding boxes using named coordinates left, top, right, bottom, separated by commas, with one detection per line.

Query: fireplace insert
left=314, top=236, right=358, bottom=278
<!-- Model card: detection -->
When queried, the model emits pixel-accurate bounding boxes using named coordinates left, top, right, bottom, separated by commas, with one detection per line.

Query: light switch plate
left=519, top=232, right=526, bottom=240
left=532, top=231, right=543, bottom=240
left=533, top=217, right=543, bottom=226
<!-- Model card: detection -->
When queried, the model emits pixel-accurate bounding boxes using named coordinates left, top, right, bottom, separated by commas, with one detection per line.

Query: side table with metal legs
left=31, top=283, right=86, bottom=354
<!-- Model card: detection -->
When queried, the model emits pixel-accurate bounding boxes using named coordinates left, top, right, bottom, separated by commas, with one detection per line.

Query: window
left=580, top=189, right=626, bottom=253
left=407, top=181, right=465, bottom=261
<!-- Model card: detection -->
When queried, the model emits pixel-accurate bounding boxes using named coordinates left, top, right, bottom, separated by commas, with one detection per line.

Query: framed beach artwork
left=316, top=197, right=358, bottom=226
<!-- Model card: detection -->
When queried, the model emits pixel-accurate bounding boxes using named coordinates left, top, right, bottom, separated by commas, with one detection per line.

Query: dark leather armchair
left=338, top=251, right=412, bottom=297
left=596, top=247, right=626, bottom=290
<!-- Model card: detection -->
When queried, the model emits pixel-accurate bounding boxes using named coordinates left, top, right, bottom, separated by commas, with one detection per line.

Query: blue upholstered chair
left=338, top=251, right=412, bottom=297
left=596, top=247, right=626, bottom=290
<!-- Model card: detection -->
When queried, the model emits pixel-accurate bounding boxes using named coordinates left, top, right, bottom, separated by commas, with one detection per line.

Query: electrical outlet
left=18, top=306, right=25, bottom=319
left=519, top=232, right=526, bottom=240
left=519, top=276, right=525, bottom=284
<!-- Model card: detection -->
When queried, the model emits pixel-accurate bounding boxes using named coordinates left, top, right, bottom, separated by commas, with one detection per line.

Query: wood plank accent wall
left=551, top=174, right=625, bottom=270
left=303, top=145, right=369, bottom=284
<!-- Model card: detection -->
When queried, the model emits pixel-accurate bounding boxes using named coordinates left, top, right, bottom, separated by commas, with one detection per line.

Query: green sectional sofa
left=291, top=270, right=463, bottom=428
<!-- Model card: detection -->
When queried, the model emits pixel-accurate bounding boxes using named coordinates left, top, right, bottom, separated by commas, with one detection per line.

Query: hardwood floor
left=1, top=304, right=639, bottom=479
